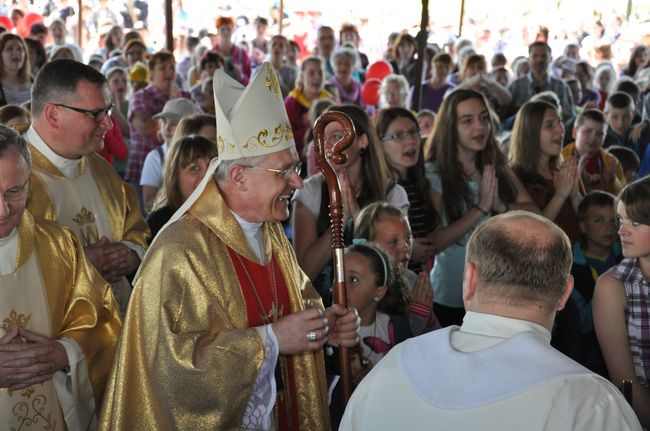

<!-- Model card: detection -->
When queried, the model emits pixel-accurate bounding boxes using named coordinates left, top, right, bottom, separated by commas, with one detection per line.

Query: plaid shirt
left=612, top=258, right=650, bottom=387
left=125, top=85, right=191, bottom=181
left=508, top=73, right=574, bottom=121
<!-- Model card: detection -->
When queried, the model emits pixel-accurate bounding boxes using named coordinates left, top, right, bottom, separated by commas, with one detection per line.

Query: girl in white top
left=292, top=104, right=408, bottom=306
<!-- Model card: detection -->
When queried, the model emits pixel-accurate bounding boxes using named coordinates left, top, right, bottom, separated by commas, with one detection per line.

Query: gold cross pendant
left=267, top=303, right=284, bottom=322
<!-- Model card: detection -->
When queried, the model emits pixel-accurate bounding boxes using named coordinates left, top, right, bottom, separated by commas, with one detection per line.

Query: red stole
left=227, top=247, right=300, bottom=431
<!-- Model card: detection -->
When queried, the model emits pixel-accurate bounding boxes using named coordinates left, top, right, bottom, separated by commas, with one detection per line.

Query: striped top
left=612, top=258, right=650, bottom=387
left=399, top=177, right=432, bottom=273
left=399, top=177, right=429, bottom=239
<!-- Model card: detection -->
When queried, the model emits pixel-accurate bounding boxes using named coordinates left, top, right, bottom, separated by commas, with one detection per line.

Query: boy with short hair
left=561, top=109, right=627, bottom=194
left=607, top=145, right=640, bottom=183
left=570, top=190, right=621, bottom=375
left=603, top=91, right=639, bottom=154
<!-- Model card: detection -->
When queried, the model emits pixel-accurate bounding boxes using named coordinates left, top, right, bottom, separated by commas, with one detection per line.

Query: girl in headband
left=344, top=242, right=411, bottom=368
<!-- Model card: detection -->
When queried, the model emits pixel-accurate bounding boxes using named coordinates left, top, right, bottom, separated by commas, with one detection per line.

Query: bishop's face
left=0, top=147, right=29, bottom=238
left=241, top=149, right=304, bottom=223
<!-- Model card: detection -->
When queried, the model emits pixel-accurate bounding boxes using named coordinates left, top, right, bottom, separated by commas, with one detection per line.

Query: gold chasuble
left=26, top=143, right=150, bottom=314
left=98, top=179, right=330, bottom=430
left=0, top=212, right=121, bottom=429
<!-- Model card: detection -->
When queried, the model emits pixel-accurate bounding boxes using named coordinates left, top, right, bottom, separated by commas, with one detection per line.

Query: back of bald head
left=466, top=211, right=572, bottom=310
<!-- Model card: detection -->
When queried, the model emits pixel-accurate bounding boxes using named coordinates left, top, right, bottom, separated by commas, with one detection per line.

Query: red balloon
left=365, top=61, right=393, bottom=81
left=23, top=12, right=43, bottom=31
left=361, top=78, right=381, bottom=106
left=0, top=16, right=12, bottom=31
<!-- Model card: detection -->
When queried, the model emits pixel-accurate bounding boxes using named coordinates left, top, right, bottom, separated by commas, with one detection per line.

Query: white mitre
left=141, top=62, right=296, bottom=256
left=214, top=61, right=295, bottom=159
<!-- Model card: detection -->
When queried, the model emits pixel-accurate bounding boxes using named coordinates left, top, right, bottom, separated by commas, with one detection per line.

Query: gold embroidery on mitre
left=217, top=135, right=236, bottom=155
left=72, top=206, right=99, bottom=246
left=243, top=123, right=294, bottom=151
left=265, top=67, right=281, bottom=99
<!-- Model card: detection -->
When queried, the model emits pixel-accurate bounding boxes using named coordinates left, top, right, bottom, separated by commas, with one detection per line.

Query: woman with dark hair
left=575, top=61, right=600, bottom=108
left=0, top=33, right=31, bottom=106
left=423, top=88, right=532, bottom=326
left=375, top=107, right=437, bottom=272
left=594, top=177, right=650, bottom=427
left=102, top=25, right=124, bottom=60
left=147, top=135, right=218, bottom=240
left=24, top=37, right=46, bottom=77
left=389, top=33, right=419, bottom=87
left=0, top=103, right=30, bottom=133
left=621, top=45, right=649, bottom=79
left=509, top=100, right=581, bottom=242
left=291, top=104, right=409, bottom=305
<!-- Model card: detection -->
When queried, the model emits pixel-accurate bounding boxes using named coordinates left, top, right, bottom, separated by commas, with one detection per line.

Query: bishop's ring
left=307, top=331, right=317, bottom=342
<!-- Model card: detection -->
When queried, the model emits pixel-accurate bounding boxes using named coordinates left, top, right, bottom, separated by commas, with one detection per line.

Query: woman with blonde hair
left=379, top=74, right=409, bottom=109
left=509, top=99, right=581, bottom=242
left=284, top=56, right=334, bottom=160
left=328, top=44, right=363, bottom=106
left=147, top=135, right=218, bottom=240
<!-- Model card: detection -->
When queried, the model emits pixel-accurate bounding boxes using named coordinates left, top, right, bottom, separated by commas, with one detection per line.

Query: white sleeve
left=53, top=337, right=97, bottom=431
left=139, top=150, right=162, bottom=187
left=291, top=175, right=322, bottom=216
left=121, top=240, right=145, bottom=260
left=241, top=325, right=279, bottom=431
left=387, top=183, right=410, bottom=213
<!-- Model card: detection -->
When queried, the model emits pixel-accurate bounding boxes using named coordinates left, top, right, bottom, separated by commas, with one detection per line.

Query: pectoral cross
left=265, top=302, right=284, bottom=323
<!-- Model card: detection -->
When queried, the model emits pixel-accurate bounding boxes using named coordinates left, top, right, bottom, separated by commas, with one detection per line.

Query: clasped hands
left=84, top=236, right=141, bottom=283
left=0, top=326, right=68, bottom=391
left=272, top=305, right=360, bottom=355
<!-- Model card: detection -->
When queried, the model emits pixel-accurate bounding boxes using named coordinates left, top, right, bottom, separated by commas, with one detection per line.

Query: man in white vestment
left=0, top=126, right=121, bottom=430
left=341, top=211, right=642, bottom=431
left=24, top=59, right=149, bottom=315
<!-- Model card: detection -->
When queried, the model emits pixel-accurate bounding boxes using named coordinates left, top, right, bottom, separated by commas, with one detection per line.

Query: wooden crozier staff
left=313, top=111, right=355, bottom=404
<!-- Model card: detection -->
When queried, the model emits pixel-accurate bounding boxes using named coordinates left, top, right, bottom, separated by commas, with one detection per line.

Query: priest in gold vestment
left=99, top=63, right=359, bottom=430
left=0, top=126, right=121, bottom=430
left=24, top=60, right=149, bottom=315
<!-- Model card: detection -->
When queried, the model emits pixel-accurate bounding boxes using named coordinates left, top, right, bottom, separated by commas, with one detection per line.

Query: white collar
left=460, top=311, right=551, bottom=343
left=0, top=226, right=19, bottom=275
left=26, top=126, right=82, bottom=179
left=231, top=210, right=264, bottom=263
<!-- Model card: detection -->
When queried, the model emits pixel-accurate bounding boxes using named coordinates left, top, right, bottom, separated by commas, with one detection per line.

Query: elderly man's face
left=0, top=147, right=29, bottom=238
left=241, top=149, right=303, bottom=222
left=54, top=81, right=113, bottom=158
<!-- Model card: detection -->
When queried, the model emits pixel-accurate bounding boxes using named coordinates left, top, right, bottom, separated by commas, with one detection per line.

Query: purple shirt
left=410, top=82, right=455, bottom=113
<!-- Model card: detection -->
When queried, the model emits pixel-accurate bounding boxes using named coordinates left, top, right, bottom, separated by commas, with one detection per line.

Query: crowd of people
left=0, top=6, right=649, bottom=431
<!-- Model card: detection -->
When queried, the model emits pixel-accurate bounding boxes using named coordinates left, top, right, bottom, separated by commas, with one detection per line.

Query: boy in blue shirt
left=571, top=190, right=621, bottom=376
